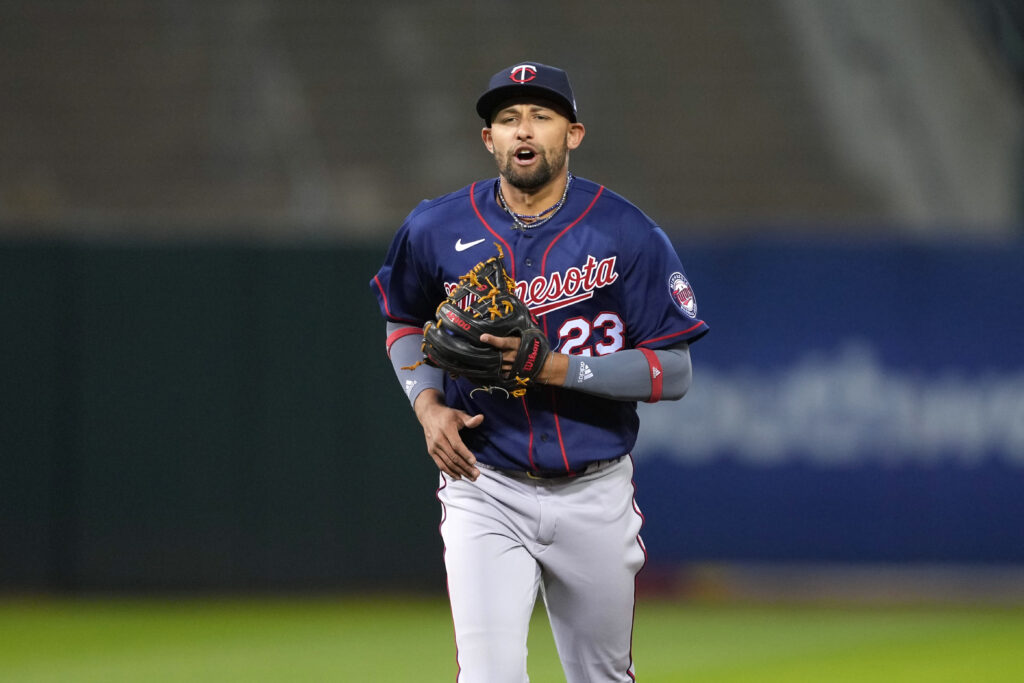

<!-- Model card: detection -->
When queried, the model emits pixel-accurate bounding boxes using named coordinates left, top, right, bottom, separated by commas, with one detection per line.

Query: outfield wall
left=634, top=240, right=1024, bottom=567
left=1, top=243, right=439, bottom=591
left=2, top=239, right=1021, bottom=591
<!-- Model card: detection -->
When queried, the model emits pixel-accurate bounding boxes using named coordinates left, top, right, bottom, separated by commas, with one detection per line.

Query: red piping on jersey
left=538, top=185, right=605, bottom=473
left=385, top=325, right=424, bottom=357
left=372, top=275, right=393, bottom=317
left=522, top=396, right=537, bottom=470
left=373, top=275, right=421, bottom=326
left=636, top=320, right=706, bottom=347
left=638, top=348, right=663, bottom=403
left=469, top=181, right=515, bottom=279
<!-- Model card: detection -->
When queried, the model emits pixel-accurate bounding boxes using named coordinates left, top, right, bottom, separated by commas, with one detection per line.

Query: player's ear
left=481, top=128, right=494, bottom=154
left=566, top=122, right=585, bottom=150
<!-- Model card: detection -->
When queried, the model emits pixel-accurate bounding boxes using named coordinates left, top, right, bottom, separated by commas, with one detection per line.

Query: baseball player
left=371, top=62, right=708, bottom=682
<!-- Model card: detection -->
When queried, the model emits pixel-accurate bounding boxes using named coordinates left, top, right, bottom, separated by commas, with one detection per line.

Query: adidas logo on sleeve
left=577, top=362, right=593, bottom=382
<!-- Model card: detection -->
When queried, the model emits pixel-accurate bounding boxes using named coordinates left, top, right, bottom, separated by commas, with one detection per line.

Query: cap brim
left=476, top=85, right=577, bottom=123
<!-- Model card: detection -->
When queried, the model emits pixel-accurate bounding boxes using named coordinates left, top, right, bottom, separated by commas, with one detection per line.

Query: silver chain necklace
left=496, top=172, right=574, bottom=230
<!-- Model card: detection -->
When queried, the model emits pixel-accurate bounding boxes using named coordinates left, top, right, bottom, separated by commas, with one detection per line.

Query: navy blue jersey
left=372, top=176, right=708, bottom=473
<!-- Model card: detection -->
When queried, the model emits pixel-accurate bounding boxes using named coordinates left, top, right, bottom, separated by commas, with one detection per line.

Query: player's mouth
left=513, top=146, right=539, bottom=165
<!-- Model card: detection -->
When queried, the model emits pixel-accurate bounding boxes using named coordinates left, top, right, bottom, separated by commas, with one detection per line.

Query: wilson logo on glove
left=521, top=338, right=542, bottom=373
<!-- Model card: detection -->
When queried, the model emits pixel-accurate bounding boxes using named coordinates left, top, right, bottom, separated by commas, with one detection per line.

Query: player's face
left=482, top=101, right=585, bottom=191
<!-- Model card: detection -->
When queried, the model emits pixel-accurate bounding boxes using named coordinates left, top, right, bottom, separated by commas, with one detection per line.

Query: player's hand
left=480, top=334, right=569, bottom=386
left=413, top=389, right=483, bottom=481
left=479, top=333, right=519, bottom=374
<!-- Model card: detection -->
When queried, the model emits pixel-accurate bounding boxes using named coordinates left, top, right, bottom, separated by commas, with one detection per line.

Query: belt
left=478, top=456, right=624, bottom=481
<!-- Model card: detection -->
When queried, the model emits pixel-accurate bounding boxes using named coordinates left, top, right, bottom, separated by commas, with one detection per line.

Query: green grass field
left=1, top=595, right=1023, bottom=682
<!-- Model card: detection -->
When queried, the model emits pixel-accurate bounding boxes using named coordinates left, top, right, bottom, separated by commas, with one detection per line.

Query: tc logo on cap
left=509, top=64, right=538, bottom=83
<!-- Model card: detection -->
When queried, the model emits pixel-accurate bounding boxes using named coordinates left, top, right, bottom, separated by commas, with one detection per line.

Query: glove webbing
left=401, top=244, right=522, bottom=375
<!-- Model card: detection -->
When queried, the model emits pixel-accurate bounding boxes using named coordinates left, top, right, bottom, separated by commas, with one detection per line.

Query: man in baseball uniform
left=371, top=62, right=708, bottom=682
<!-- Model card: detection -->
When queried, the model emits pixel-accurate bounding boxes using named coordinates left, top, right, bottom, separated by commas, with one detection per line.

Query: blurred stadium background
left=2, top=0, right=1024, bottom=680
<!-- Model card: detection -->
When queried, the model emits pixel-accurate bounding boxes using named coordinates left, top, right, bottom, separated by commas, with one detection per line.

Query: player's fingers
left=426, top=427, right=470, bottom=476
left=429, top=413, right=480, bottom=481
left=427, top=433, right=471, bottom=479
left=437, top=447, right=476, bottom=481
left=435, top=452, right=473, bottom=481
left=445, top=443, right=479, bottom=481
left=427, top=451, right=459, bottom=480
left=420, top=408, right=477, bottom=480
left=479, top=333, right=519, bottom=351
left=479, top=335, right=519, bottom=372
left=441, top=426, right=479, bottom=481
left=423, top=429, right=466, bottom=481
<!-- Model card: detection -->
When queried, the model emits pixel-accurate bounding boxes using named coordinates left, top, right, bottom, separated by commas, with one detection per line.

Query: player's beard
left=497, top=144, right=568, bottom=191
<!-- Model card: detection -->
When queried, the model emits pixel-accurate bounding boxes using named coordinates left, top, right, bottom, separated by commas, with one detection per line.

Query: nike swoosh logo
left=455, top=238, right=486, bottom=252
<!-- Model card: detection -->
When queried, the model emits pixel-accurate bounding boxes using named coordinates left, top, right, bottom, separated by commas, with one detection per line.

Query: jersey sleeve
left=623, top=227, right=708, bottom=349
left=369, top=210, right=441, bottom=325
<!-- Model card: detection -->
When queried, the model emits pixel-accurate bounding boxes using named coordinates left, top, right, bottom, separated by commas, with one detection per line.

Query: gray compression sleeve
left=561, top=342, right=692, bottom=402
left=385, top=321, right=445, bottom=407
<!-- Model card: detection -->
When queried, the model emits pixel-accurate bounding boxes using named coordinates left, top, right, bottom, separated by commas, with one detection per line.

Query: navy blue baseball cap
left=476, top=62, right=578, bottom=124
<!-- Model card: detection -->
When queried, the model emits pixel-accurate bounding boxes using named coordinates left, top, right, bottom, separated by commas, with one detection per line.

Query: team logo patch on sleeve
left=668, top=272, right=697, bottom=317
